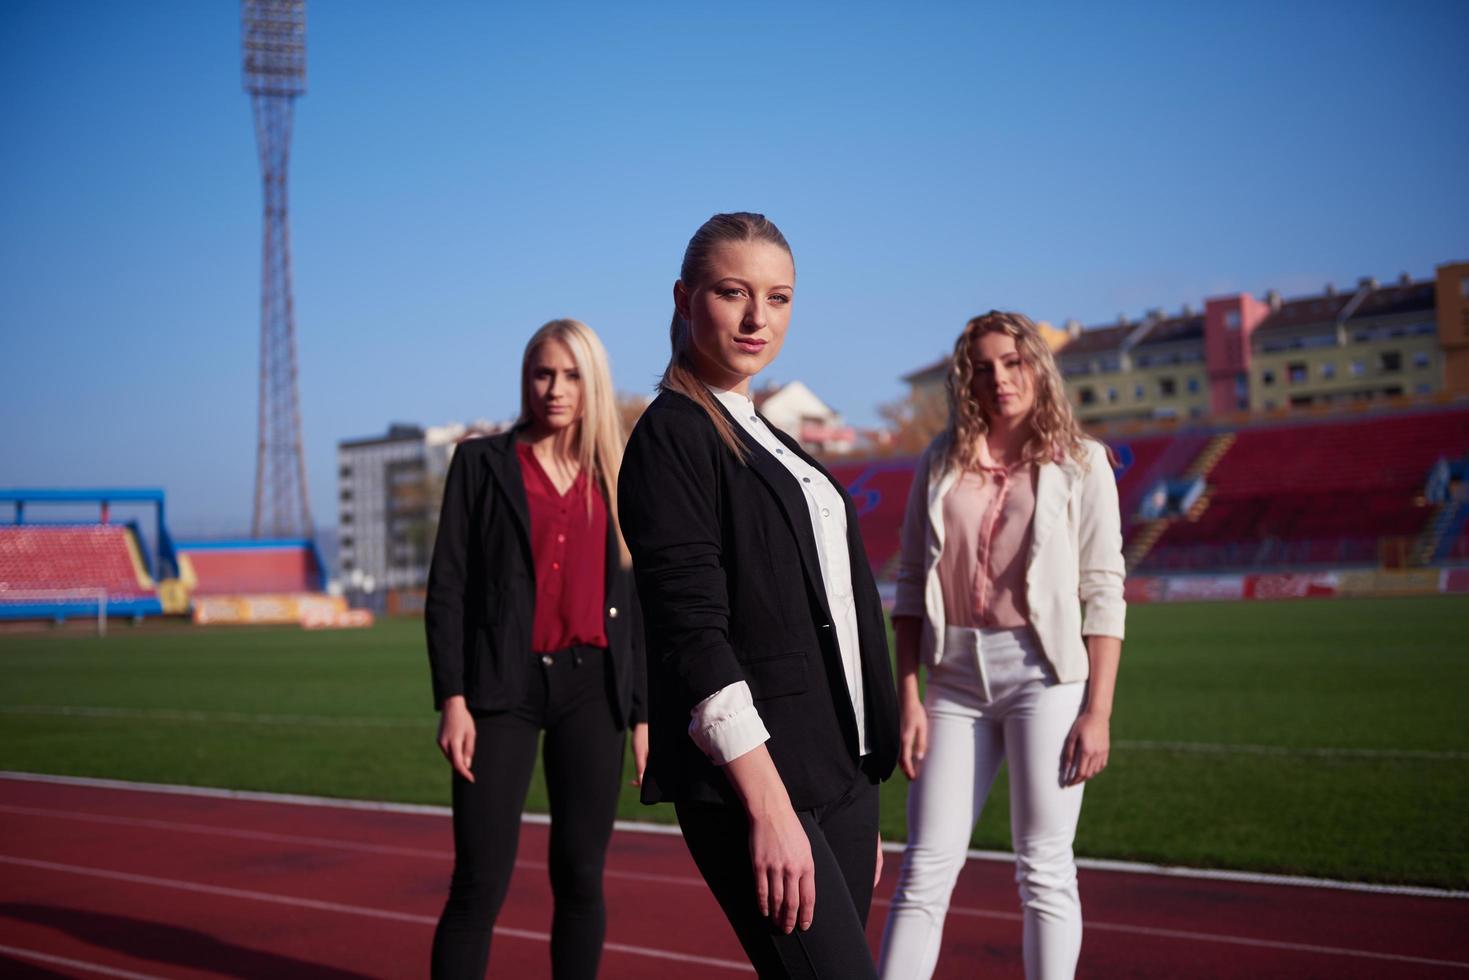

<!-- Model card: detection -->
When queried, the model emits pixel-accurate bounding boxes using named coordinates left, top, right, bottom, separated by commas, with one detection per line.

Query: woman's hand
left=1062, top=710, right=1110, bottom=786
left=629, top=722, right=649, bottom=787
left=748, top=804, right=816, bottom=934
left=874, top=833, right=884, bottom=889
left=723, top=745, right=816, bottom=934
left=899, top=696, right=929, bottom=781
left=436, top=696, right=476, bottom=783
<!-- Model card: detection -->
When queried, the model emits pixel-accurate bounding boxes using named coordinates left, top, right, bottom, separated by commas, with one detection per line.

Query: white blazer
left=891, top=433, right=1126, bottom=683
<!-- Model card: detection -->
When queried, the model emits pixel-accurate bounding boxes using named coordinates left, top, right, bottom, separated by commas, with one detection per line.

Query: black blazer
left=618, top=390, right=898, bottom=810
left=425, top=429, right=646, bottom=728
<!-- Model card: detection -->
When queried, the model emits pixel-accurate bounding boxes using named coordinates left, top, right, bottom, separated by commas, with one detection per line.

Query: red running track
left=0, top=773, right=1464, bottom=978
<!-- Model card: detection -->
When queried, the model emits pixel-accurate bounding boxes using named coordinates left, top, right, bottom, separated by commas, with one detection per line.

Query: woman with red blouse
left=425, top=318, right=647, bottom=980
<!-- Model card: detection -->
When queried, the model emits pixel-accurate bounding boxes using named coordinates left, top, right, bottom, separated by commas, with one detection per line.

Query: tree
left=875, top=388, right=947, bottom=456
left=617, top=391, right=651, bottom=440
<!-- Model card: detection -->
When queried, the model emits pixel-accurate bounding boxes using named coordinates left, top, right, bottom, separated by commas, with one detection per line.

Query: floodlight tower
left=242, top=0, right=313, bottom=539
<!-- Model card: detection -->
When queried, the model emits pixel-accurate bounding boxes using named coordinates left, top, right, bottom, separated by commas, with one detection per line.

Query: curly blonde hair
left=944, top=310, right=1092, bottom=473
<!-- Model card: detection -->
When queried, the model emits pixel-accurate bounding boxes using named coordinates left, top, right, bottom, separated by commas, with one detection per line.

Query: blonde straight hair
left=944, top=310, right=1096, bottom=473
left=518, top=318, right=630, bottom=566
left=659, top=211, right=794, bottom=463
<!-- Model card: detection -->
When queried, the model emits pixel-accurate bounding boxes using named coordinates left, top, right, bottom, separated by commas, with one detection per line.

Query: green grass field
left=1, top=595, right=1465, bottom=889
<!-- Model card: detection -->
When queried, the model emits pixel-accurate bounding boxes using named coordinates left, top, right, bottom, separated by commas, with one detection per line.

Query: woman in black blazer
left=619, top=213, right=899, bottom=978
left=425, top=318, right=646, bottom=980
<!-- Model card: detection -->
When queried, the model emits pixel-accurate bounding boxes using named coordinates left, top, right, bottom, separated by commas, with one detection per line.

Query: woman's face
left=969, top=330, right=1036, bottom=428
left=675, top=241, right=794, bottom=393
left=525, top=338, right=582, bottom=433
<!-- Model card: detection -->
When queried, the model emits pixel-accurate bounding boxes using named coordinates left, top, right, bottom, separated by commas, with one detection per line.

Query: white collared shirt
left=687, top=386, right=870, bottom=763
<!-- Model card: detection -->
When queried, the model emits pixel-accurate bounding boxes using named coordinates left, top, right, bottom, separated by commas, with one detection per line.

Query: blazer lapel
left=484, top=432, right=535, bottom=572
left=926, top=448, right=959, bottom=556
left=1029, top=457, right=1078, bottom=564
left=714, top=401, right=835, bottom=626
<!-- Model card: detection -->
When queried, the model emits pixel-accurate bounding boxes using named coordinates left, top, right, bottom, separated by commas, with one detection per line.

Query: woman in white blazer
left=878, top=311, right=1126, bottom=980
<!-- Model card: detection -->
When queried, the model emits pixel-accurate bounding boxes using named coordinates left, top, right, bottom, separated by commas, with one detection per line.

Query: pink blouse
left=937, top=442, right=1037, bottom=630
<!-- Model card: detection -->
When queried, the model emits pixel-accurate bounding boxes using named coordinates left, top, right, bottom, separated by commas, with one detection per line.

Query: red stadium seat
left=0, top=525, right=154, bottom=599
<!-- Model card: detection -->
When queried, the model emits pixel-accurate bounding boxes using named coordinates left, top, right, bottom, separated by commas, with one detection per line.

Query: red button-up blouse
left=516, top=442, right=609, bottom=653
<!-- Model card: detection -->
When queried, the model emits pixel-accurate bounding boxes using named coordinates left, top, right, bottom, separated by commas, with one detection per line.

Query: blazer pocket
left=743, top=651, right=809, bottom=700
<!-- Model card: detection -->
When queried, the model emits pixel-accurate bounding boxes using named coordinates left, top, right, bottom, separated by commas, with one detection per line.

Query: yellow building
left=1249, top=275, right=1441, bottom=412
left=899, top=264, right=1467, bottom=425
left=1057, top=311, right=1211, bottom=424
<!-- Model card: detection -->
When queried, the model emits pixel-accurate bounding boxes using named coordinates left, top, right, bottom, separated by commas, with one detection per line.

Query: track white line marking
left=0, top=803, right=700, bottom=889
left=1117, top=738, right=1468, bottom=761
left=0, top=855, right=754, bottom=973
left=6, top=804, right=1467, bottom=972
left=4, top=770, right=1465, bottom=899
left=10, top=706, right=1464, bottom=761
left=868, top=899, right=1469, bottom=970
left=0, top=943, right=168, bottom=980
left=0, top=704, right=424, bottom=729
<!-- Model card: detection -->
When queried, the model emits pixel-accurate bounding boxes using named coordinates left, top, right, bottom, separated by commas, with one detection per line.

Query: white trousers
left=878, top=626, right=1087, bottom=980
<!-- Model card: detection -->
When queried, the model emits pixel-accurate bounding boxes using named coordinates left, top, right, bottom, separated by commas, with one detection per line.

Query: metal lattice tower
left=243, top=0, right=313, bottom=539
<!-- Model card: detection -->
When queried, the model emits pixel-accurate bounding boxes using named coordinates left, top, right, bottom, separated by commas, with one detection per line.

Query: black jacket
left=425, top=429, right=646, bottom=728
left=619, top=390, right=899, bottom=810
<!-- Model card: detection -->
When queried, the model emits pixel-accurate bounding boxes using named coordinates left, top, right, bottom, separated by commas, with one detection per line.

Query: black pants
left=675, top=769, right=880, bottom=980
left=431, top=646, right=625, bottom=980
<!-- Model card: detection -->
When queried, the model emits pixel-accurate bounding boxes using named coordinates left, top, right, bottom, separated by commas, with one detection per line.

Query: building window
left=1225, top=310, right=1241, bottom=330
left=1107, top=386, right=1118, bottom=403
left=1158, top=377, right=1177, bottom=397
left=1186, top=376, right=1200, bottom=394
left=1350, top=360, right=1366, bottom=377
left=1379, top=351, right=1402, bottom=373
left=1134, top=383, right=1146, bottom=401
left=1288, top=362, right=1307, bottom=384
left=1413, top=351, right=1430, bottom=369
left=1320, top=362, right=1336, bottom=379
left=1078, top=386, right=1096, bottom=406
left=1261, top=369, right=1275, bottom=386
left=340, top=489, right=352, bottom=501
left=1416, top=383, right=1432, bottom=394
left=341, top=513, right=353, bottom=525
left=1461, top=275, right=1469, bottom=300
left=340, top=536, right=353, bottom=550
left=339, top=466, right=352, bottom=478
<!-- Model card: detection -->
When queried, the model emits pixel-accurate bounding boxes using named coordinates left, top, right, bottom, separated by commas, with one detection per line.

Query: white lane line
left=5, top=806, right=1466, bottom=973
left=0, top=943, right=168, bottom=980
left=0, top=803, right=448, bottom=861
left=1117, top=739, right=1468, bottom=761
left=10, top=706, right=1464, bottom=761
left=0, top=803, right=714, bottom=891
left=0, top=802, right=699, bottom=899
left=0, top=855, right=754, bottom=973
left=869, top=899, right=1469, bottom=970
left=4, top=770, right=1465, bottom=900
left=5, top=810, right=1464, bottom=973
left=0, top=704, right=424, bottom=729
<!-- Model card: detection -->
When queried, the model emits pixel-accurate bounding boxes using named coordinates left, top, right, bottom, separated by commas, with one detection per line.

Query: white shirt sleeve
left=688, top=680, right=770, bottom=765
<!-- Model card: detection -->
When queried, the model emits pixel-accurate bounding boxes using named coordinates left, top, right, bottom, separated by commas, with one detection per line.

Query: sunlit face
left=525, top=338, right=582, bottom=433
left=969, top=330, right=1036, bottom=427
left=674, top=241, right=794, bottom=393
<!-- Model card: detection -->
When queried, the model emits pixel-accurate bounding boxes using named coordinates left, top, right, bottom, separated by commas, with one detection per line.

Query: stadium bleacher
left=1141, top=408, right=1469, bottom=572
left=826, top=406, right=1469, bottom=582
left=0, top=524, right=163, bottom=620
left=177, top=540, right=325, bottom=595
left=0, top=525, right=153, bottom=598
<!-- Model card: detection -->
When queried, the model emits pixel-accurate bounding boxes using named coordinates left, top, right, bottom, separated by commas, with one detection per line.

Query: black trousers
left=431, top=646, right=625, bottom=980
left=675, top=768, right=880, bottom=980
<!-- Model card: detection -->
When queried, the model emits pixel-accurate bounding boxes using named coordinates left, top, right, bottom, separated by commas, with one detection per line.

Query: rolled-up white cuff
left=688, top=680, right=770, bottom=765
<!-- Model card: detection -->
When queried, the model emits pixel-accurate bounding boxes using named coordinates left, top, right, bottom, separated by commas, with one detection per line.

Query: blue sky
left=3, top=0, right=1466, bottom=534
